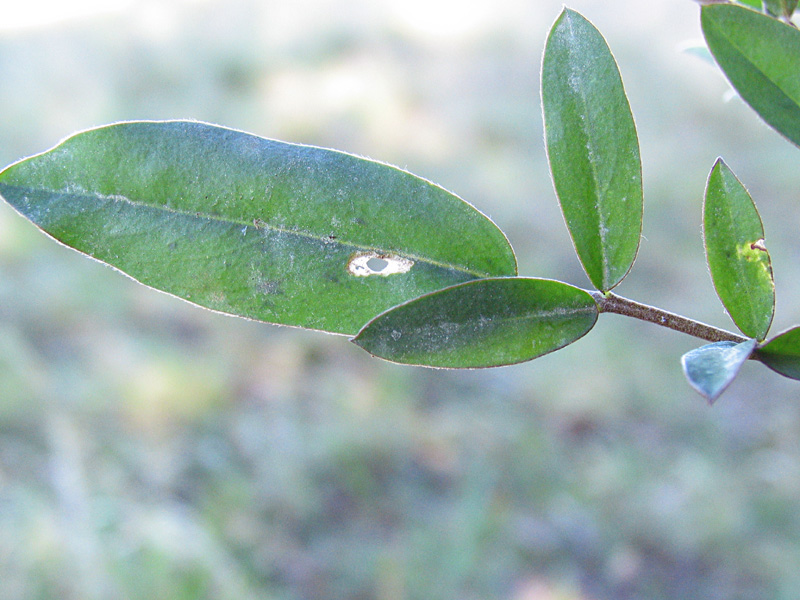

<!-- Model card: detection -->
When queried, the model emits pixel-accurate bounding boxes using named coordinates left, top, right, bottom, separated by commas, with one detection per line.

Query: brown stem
left=591, top=291, right=749, bottom=344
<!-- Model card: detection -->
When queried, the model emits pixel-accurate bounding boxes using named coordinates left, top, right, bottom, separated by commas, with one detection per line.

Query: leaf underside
left=353, top=277, right=598, bottom=368
left=681, top=339, right=757, bottom=403
left=0, top=120, right=518, bottom=336
left=703, top=158, right=774, bottom=340
left=542, top=8, right=643, bottom=292
left=702, top=3, right=800, bottom=147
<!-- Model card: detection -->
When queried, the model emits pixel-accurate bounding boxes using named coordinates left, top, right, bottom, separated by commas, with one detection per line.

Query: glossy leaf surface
left=756, top=327, right=800, bottom=379
left=681, top=339, right=757, bottom=403
left=542, top=8, right=643, bottom=292
left=702, top=3, right=800, bottom=147
left=0, top=121, right=517, bottom=335
left=703, top=159, right=774, bottom=340
left=353, top=278, right=598, bottom=368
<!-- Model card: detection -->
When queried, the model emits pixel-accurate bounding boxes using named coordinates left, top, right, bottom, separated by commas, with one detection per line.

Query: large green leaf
left=0, top=121, right=517, bottom=336
left=756, top=327, right=800, bottom=379
left=702, top=3, right=800, bottom=147
left=352, top=277, right=598, bottom=368
left=541, top=8, right=643, bottom=292
left=681, top=339, right=757, bottom=404
left=703, top=158, right=774, bottom=340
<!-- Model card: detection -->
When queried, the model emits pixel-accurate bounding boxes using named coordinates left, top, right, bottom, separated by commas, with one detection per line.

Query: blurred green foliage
left=2, top=1, right=800, bottom=599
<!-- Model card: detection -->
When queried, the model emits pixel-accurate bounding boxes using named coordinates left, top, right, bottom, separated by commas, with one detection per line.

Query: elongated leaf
left=542, top=8, right=643, bottom=292
left=0, top=121, right=517, bottom=335
left=702, top=3, right=800, bottom=147
left=681, top=339, right=757, bottom=403
left=352, top=277, right=598, bottom=368
left=703, top=158, right=774, bottom=340
left=756, top=327, right=800, bottom=379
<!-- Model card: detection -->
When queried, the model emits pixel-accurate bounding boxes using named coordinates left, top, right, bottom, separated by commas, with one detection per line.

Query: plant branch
left=591, top=291, right=749, bottom=344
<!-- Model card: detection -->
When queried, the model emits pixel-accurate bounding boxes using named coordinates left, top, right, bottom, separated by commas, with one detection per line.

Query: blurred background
left=2, top=0, right=800, bottom=598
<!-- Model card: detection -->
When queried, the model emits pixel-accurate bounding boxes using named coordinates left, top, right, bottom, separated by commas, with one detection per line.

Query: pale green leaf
left=681, top=339, right=757, bottom=403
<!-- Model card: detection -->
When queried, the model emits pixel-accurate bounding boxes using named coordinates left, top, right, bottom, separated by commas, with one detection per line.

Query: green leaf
left=734, top=0, right=763, bottom=9
left=0, top=121, right=517, bottom=336
left=541, top=8, right=643, bottom=292
left=352, top=277, right=598, bottom=368
left=763, top=0, right=798, bottom=18
left=703, top=158, right=774, bottom=340
left=756, top=327, right=800, bottom=379
left=702, top=3, right=800, bottom=147
left=681, top=339, right=757, bottom=403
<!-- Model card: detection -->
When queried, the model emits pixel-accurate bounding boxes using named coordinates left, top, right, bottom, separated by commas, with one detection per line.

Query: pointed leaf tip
left=542, top=8, right=643, bottom=292
left=681, top=339, right=757, bottom=403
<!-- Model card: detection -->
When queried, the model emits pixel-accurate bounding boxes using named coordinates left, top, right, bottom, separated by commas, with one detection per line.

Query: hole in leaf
left=366, top=257, right=389, bottom=272
left=347, top=252, right=414, bottom=277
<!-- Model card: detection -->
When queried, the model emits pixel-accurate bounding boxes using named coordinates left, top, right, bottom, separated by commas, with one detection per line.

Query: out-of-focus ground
left=2, top=1, right=800, bottom=598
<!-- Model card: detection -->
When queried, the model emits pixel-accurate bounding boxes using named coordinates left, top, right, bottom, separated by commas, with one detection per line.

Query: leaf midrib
left=0, top=182, right=493, bottom=278
left=397, top=302, right=597, bottom=330
left=564, top=12, right=611, bottom=289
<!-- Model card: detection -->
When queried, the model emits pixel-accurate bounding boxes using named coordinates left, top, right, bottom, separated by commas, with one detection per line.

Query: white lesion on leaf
left=347, top=252, right=414, bottom=277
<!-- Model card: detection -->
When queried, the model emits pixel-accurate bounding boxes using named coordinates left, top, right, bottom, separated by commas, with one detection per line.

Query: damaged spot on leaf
left=367, top=257, right=389, bottom=272
left=347, top=252, right=414, bottom=277
left=737, top=238, right=770, bottom=262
